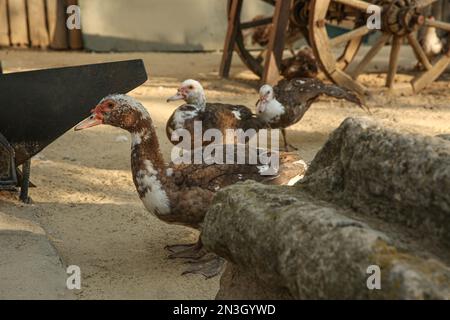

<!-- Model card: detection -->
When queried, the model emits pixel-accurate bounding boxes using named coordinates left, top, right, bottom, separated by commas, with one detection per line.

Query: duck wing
left=166, top=104, right=200, bottom=143
left=205, top=103, right=268, bottom=132
left=274, top=78, right=364, bottom=125
left=165, top=146, right=307, bottom=228
left=171, top=146, right=307, bottom=191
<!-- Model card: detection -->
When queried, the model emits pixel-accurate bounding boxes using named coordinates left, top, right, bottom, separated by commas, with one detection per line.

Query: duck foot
left=281, top=129, right=298, bottom=151
left=182, top=253, right=226, bottom=279
left=165, top=241, right=207, bottom=260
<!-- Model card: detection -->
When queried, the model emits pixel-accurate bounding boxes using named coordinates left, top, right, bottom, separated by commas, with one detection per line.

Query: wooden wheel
left=226, top=0, right=277, bottom=77
left=309, top=0, right=450, bottom=95
left=223, top=0, right=364, bottom=80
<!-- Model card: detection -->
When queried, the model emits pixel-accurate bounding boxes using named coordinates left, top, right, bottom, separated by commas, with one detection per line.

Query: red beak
left=74, top=106, right=103, bottom=131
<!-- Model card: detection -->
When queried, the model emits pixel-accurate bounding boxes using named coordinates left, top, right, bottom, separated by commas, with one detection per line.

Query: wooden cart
left=220, top=0, right=450, bottom=94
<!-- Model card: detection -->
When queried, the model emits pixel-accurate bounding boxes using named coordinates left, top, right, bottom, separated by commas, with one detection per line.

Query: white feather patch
left=232, top=110, right=242, bottom=120
left=172, top=107, right=198, bottom=129
left=258, top=99, right=285, bottom=123
left=287, top=174, right=304, bottom=186
left=136, top=160, right=170, bottom=216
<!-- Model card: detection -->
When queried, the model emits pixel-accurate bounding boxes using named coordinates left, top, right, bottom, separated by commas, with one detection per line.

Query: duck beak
left=74, top=113, right=103, bottom=131
left=166, top=91, right=184, bottom=103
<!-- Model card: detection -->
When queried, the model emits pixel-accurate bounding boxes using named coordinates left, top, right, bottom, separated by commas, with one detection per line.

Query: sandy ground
left=0, top=48, right=449, bottom=299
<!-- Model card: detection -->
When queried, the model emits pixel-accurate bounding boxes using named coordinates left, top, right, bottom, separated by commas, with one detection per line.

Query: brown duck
left=280, top=46, right=319, bottom=80
left=75, top=94, right=307, bottom=278
left=166, top=79, right=266, bottom=148
left=256, top=78, right=365, bottom=151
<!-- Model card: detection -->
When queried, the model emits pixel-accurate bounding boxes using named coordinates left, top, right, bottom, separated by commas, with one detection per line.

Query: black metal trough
left=0, top=59, right=148, bottom=201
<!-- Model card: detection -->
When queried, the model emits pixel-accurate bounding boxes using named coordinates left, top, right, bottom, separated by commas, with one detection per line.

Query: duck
left=166, top=79, right=266, bottom=149
left=420, top=16, right=445, bottom=63
left=74, top=94, right=307, bottom=278
left=256, top=78, right=365, bottom=151
left=280, top=46, right=319, bottom=80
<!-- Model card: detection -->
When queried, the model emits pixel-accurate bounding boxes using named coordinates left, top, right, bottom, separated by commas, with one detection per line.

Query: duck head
left=74, top=94, right=151, bottom=132
left=166, top=79, right=206, bottom=108
left=256, top=84, right=275, bottom=114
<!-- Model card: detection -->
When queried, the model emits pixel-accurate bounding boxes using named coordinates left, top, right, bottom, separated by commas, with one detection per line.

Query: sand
left=0, top=49, right=449, bottom=299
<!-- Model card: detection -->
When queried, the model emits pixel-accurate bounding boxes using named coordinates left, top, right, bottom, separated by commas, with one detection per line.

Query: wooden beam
left=241, top=17, right=273, bottom=30
left=219, top=0, right=243, bottom=78
left=262, top=0, right=292, bottom=85
left=8, top=0, right=29, bottom=47
left=412, top=52, right=450, bottom=92
left=0, top=0, right=10, bottom=46
left=333, top=0, right=372, bottom=12
left=46, top=0, right=69, bottom=49
left=407, top=33, right=432, bottom=70
left=386, top=36, right=401, bottom=89
left=416, top=0, right=439, bottom=9
left=28, top=0, right=50, bottom=48
left=425, top=18, right=450, bottom=33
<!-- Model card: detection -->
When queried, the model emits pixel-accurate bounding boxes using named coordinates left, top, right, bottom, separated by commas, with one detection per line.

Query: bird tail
left=321, top=83, right=371, bottom=114
left=241, top=116, right=270, bottom=132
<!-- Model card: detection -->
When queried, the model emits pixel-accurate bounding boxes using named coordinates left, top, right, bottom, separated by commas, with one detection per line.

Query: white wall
left=79, top=0, right=273, bottom=52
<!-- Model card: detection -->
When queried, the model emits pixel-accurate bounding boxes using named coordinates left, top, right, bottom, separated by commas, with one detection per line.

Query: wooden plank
left=0, top=0, right=10, bottom=46
left=386, top=36, right=401, bottom=89
left=27, top=0, right=50, bottom=48
left=219, top=0, right=243, bottom=78
left=46, top=0, right=68, bottom=49
left=8, top=0, right=29, bottom=47
left=66, top=0, right=83, bottom=49
left=262, top=0, right=292, bottom=85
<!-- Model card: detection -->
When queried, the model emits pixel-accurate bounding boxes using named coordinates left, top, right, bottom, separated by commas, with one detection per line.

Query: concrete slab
left=0, top=198, right=74, bottom=300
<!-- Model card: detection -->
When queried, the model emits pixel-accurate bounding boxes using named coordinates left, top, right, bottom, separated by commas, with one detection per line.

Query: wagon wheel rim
left=309, top=0, right=450, bottom=95
left=227, top=0, right=364, bottom=79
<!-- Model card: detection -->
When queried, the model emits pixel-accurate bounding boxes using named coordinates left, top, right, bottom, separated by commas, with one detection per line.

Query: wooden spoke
left=386, top=36, right=402, bottom=89
left=220, top=0, right=243, bottom=78
left=262, top=0, right=291, bottom=85
left=330, top=25, right=371, bottom=47
left=425, top=19, right=450, bottom=33
left=337, top=36, right=363, bottom=70
left=349, top=33, right=390, bottom=79
left=412, top=53, right=450, bottom=92
left=241, top=17, right=273, bottom=30
left=407, top=33, right=432, bottom=70
left=416, top=0, right=439, bottom=9
left=333, top=0, right=372, bottom=12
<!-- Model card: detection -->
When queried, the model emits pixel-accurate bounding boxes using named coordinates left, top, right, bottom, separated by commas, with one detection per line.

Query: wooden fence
left=0, top=0, right=82, bottom=49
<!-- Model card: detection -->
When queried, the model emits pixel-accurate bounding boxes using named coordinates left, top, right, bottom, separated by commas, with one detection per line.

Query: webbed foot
left=182, top=253, right=226, bottom=279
